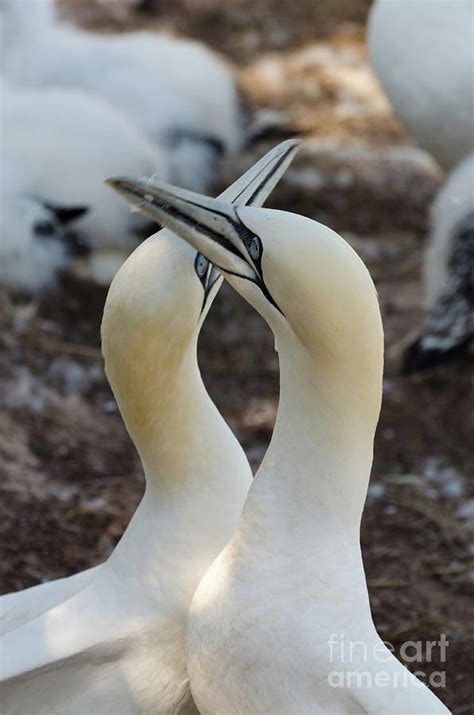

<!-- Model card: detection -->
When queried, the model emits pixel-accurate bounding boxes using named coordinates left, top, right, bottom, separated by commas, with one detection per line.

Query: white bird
left=368, top=0, right=473, bottom=372
left=1, top=80, right=167, bottom=258
left=0, top=158, right=91, bottom=294
left=368, top=0, right=474, bottom=171
left=0, top=0, right=245, bottom=192
left=403, top=152, right=474, bottom=372
left=112, top=180, right=452, bottom=714
left=0, top=140, right=299, bottom=715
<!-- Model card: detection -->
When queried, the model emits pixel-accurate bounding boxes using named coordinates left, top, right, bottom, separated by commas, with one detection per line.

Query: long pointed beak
left=108, top=137, right=298, bottom=216
left=106, top=178, right=258, bottom=280
left=107, top=139, right=299, bottom=301
left=218, top=138, right=300, bottom=205
left=106, top=139, right=299, bottom=266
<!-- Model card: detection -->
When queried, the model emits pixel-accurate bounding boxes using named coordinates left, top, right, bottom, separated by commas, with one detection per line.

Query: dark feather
left=402, top=213, right=474, bottom=374
left=43, top=203, right=90, bottom=225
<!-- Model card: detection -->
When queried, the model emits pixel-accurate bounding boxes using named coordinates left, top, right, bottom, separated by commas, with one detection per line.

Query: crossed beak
left=107, top=139, right=300, bottom=310
left=106, top=178, right=261, bottom=281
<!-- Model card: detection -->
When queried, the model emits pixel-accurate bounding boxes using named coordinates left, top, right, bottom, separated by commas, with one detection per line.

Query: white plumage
left=425, top=152, right=474, bottom=308
left=403, top=152, right=474, bottom=372
left=115, top=180, right=451, bottom=714
left=1, top=80, right=167, bottom=252
left=0, top=141, right=298, bottom=714
left=0, top=567, right=100, bottom=636
left=368, top=0, right=474, bottom=170
left=0, top=157, right=90, bottom=293
left=0, top=0, right=245, bottom=192
left=368, top=0, right=474, bottom=371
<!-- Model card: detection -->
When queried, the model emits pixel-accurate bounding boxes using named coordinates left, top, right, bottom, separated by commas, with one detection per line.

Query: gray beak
left=107, top=137, right=299, bottom=219
left=107, top=138, right=299, bottom=308
left=106, top=178, right=260, bottom=281
left=218, top=138, right=300, bottom=206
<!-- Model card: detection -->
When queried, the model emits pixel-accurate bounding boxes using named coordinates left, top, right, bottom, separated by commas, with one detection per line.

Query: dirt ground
left=1, top=1, right=473, bottom=712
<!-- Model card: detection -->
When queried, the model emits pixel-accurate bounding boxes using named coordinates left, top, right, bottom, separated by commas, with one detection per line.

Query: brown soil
left=1, top=1, right=473, bottom=712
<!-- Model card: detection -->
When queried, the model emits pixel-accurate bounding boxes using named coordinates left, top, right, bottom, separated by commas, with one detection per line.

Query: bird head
left=106, top=179, right=384, bottom=411
left=0, top=194, right=89, bottom=294
left=103, top=140, right=300, bottom=417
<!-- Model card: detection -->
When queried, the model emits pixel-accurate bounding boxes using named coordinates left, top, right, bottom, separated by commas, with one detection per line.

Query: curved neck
left=243, top=333, right=383, bottom=540
left=107, top=336, right=223, bottom=489
left=103, top=333, right=251, bottom=591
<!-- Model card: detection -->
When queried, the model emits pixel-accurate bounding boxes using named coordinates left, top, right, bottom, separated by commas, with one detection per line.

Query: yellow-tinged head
left=102, top=139, right=301, bottom=463
left=104, top=181, right=384, bottom=427
left=101, top=232, right=212, bottom=458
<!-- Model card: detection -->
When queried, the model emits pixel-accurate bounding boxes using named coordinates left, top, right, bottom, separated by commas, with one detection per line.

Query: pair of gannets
left=105, top=165, right=449, bottom=711
left=0, top=141, right=297, bottom=714
left=0, top=0, right=244, bottom=192
left=1, top=139, right=450, bottom=712
left=368, top=0, right=474, bottom=371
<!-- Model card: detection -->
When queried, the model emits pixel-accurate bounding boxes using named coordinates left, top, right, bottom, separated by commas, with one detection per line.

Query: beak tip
left=105, top=176, right=126, bottom=190
left=283, top=137, right=301, bottom=151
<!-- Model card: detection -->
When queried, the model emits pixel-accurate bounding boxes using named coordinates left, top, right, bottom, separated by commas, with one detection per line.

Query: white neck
left=104, top=336, right=251, bottom=598
left=240, top=330, right=382, bottom=549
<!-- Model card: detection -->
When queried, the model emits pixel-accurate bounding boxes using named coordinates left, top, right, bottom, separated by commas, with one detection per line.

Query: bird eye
left=249, top=236, right=261, bottom=261
left=195, top=253, right=209, bottom=279
left=34, top=219, right=56, bottom=238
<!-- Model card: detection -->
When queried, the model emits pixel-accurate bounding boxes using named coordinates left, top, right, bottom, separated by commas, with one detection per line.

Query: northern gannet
left=110, top=180, right=451, bottom=714
left=0, top=159, right=90, bottom=294
left=403, top=152, right=474, bottom=372
left=368, top=0, right=474, bottom=170
left=0, top=0, right=245, bottom=192
left=0, top=140, right=299, bottom=714
left=368, top=0, right=474, bottom=372
left=1, top=80, right=166, bottom=258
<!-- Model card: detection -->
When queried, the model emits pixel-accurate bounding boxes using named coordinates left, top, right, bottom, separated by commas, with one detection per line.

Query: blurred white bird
left=113, top=180, right=451, bottom=715
left=368, top=0, right=473, bottom=372
left=0, top=141, right=299, bottom=715
left=403, top=153, right=474, bottom=372
left=368, top=0, right=474, bottom=171
left=0, top=158, right=90, bottom=294
left=1, top=80, right=167, bottom=257
left=0, top=0, right=246, bottom=192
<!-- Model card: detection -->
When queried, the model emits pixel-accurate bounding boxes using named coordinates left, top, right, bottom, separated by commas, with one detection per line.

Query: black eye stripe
left=177, top=197, right=265, bottom=268
left=249, top=236, right=261, bottom=259
left=220, top=268, right=283, bottom=315
left=231, top=148, right=290, bottom=204
left=234, top=208, right=264, bottom=278
left=171, top=198, right=281, bottom=316
left=194, top=252, right=209, bottom=282
left=195, top=252, right=222, bottom=316
left=117, top=181, right=281, bottom=314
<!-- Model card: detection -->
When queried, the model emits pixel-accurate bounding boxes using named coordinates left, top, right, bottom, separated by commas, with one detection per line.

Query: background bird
left=0, top=82, right=165, bottom=242
left=1, top=80, right=169, bottom=292
left=1, top=80, right=166, bottom=248
left=0, top=0, right=246, bottom=193
left=0, top=157, right=90, bottom=294
left=403, top=153, right=474, bottom=372
left=368, top=0, right=474, bottom=372
left=368, top=0, right=474, bottom=171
